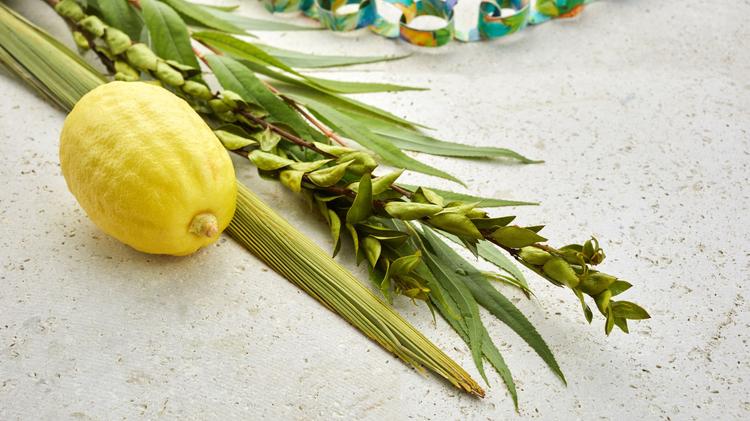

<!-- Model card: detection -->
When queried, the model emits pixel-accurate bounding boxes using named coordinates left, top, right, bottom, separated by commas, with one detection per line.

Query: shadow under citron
left=59, top=81, right=236, bottom=256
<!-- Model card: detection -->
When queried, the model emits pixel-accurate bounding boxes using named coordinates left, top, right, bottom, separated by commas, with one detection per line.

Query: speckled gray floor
left=1, top=0, right=748, bottom=420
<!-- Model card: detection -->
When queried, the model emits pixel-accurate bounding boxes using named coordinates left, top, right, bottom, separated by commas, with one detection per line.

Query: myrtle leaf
left=96, top=0, right=142, bottom=40
left=214, top=129, right=256, bottom=150
left=328, top=209, right=342, bottom=257
left=362, top=236, right=381, bottom=267
left=279, top=169, right=304, bottom=193
left=372, top=169, right=403, bottom=195
left=308, top=161, right=351, bottom=187
left=248, top=150, right=292, bottom=170
left=384, top=202, right=442, bottom=220
left=491, top=226, right=547, bottom=248
left=429, top=213, right=483, bottom=239
left=611, top=301, right=651, bottom=320
left=346, top=173, right=372, bottom=225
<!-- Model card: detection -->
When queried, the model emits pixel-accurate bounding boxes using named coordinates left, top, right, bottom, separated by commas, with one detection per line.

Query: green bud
left=126, top=44, right=158, bottom=71
left=208, top=98, right=231, bottom=114
left=519, top=246, right=552, bottom=266
left=55, top=0, right=85, bottom=22
left=491, top=226, right=547, bottom=249
left=79, top=16, right=105, bottom=38
left=542, top=257, right=580, bottom=288
left=220, top=90, right=244, bottom=109
left=114, top=61, right=139, bottom=80
left=104, top=27, right=131, bottom=55
left=71, top=31, right=89, bottom=50
left=154, top=61, right=184, bottom=87
left=182, top=81, right=213, bottom=101
left=579, top=272, right=617, bottom=296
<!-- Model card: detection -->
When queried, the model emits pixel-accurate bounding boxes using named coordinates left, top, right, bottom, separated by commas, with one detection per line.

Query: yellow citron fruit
left=60, top=81, right=237, bottom=256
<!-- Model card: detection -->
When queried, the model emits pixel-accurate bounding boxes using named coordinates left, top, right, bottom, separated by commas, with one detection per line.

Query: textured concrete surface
left=1, top=0, right=749, bottom=419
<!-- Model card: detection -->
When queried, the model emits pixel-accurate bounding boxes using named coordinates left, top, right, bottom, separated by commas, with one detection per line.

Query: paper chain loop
left=262, top=0, right=592, bottom=47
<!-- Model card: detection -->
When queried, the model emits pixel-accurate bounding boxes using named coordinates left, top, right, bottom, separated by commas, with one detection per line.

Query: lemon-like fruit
left=60, top=81, right=237, bottom=256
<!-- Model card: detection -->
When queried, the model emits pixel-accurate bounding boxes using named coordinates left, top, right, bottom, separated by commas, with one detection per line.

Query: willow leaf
left=401, top=185, right=537, bottom=207
left=96, top=0, right=142, bottom=40
left=258, top=44, right=409, bottom=68
left=420, top=259, right=516, bottom=406
left=372, top=124, right=539, bottom=163
left=205, top=55, right=320, bottom=142
left=304, top=75, right=425, bottom=94
left=279, top=83, right=427, bottom=129
left=194, top=32, right=422, bottom=94
left=160, top=0, right=242, bottom=33
left=301, top=97, right=463, bottom=184
left=140, top=0, right=198, bottom=68
left=424, top=227, right=565, bottom=383
left=420, top=227, right=486, bottom=385
left=441, top=233, right=531, bottom=295
left=200, top=6, right=320, bottom=31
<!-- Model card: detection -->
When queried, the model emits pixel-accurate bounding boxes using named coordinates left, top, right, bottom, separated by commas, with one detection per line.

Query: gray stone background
left=1, top=0, right=748, bottom=419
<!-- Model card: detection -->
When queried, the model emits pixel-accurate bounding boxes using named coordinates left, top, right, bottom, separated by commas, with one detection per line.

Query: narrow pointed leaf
left=401, top=185, right=537, bottom=207
left=421, top=225, right=565, bottom=384
left=160, top=0, right=242, bottom=33
left=258, top=43, right=409, bottom=68
left=346, top=173, right=372, bottom=224
left=420, top=227, right=486, bottom=385
left=96, top=0, right=142, bottom=40
left=140, top=0, right=199, bottom=68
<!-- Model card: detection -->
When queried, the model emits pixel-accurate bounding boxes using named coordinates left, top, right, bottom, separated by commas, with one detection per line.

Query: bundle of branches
left=0, top=0, right=649, bottom=407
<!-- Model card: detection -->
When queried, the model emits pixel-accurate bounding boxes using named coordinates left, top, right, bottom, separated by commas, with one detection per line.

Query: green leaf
left=372, top=170, right=403, bottom=195
left=280, top=83, right=427, bottom=130
left=194, top=32, right=422, bottom=95
left=214, top=129, right=256, bottom=149
left=346, top=173, right=372, bottom=224
left=429, top=213, right=483, bottom=239
left=247, top=150, right=292, bottom=170
left=442, top=234, right=531, bottom=295
left=328, top=209, right=342, bottom=257
left=400, top=185, right=537, bottom=207
left=159, top=0, right=242, bottom=33
left=96, top=0, right=142, bottom=40
left=480, top=328, right=518, bottom=409
left=305, top=75, right=425, bottom=94
left=140, top=0, right=199, bottom=68
left=491, top=226, right=547, bottom=248
left=205, top=55, right=320, bottom=142
left=301, top=98, right=462, bottom=184
left=279, top=169, right=304, bottom=193
left=307, top=161, right=351, bottom=187
left=200, top=6, right=320, bottom=31
left=390, top=252, right=421, bottom=276
left=420, top=227, right=486, bottom=385
left=362, top=236, right=381, bottom=267
left=421, top=226, right=565, bottom=385
left=611, top=301, right=651, bottom=320
left=258, top=44, right=409, bottom=68
left=609, top=280, right=633, bottom=296
left=371, top=121, right=539, bottom=163
left=193, top=31, right=295, bottom=73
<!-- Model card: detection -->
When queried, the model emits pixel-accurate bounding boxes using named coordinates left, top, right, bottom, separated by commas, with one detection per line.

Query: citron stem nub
left=189, top=213, right=219, bottom=238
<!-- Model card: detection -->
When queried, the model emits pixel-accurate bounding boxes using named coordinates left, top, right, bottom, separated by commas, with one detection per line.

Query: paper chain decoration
left=261, top=0, right=593, bottom=47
